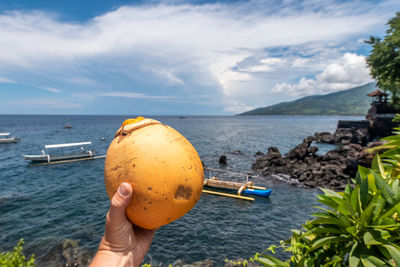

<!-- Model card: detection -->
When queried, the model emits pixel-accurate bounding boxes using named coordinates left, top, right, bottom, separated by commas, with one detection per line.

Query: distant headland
left=239, top=82, right=376, bottom=116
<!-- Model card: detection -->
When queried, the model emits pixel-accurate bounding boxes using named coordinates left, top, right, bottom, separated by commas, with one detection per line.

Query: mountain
left=239, top=82, right=376, bottom=116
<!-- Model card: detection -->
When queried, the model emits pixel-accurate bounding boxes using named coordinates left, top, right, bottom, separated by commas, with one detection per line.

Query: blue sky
left=0, top=0, right=399, bottom=115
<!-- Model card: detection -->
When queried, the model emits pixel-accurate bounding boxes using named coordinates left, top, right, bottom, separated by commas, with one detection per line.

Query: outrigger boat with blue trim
left=202, top=168, right=272, bottom=201
left=23, top=142, right=101, bottom=163
left=0, top=133, right=19, bottom=144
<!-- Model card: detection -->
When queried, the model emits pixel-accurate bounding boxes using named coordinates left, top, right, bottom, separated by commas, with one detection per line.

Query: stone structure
left=366, top=89, right=398, bottom=139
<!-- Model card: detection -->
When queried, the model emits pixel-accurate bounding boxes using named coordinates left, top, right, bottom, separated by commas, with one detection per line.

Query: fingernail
left=118, top=183, right=129, bottom=197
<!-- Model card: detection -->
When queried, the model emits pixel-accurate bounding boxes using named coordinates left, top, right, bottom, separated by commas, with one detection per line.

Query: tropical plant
left=252, top=129, right=400, bottom=266
left=366, top=12, right=400, bottom=105
left=0, top=239, right=35, bottom=267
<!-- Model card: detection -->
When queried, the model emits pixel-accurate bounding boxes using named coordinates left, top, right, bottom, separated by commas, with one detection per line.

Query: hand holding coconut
left=90, top=183, right=155, bottom=267
left=92, top=117, right=204, bottom=266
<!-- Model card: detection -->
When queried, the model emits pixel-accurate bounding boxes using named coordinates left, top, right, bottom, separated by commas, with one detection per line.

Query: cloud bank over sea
left=0, top=0, right=398, bottom=114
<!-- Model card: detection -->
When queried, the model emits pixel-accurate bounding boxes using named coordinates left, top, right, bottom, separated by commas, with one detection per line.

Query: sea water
left=0, top=115, right=363, bottom=266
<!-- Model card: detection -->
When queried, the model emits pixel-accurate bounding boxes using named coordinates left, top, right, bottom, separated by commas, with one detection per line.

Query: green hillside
left=240, top=82, right=376, bottom=116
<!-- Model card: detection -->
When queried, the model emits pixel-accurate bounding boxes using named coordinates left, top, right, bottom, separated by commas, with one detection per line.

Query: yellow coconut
left=104, top=117, right=204, bottom=229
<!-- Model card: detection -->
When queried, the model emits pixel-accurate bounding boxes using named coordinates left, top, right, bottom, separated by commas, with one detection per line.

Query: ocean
left=0, top=115, right=363, bottom=266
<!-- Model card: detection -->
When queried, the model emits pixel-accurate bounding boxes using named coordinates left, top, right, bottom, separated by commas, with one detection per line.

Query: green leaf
left=392, top=179, right=399, bottom=195
left=357, top=166, right=370, bottom=182
left=345, top=226, right=357, bottom=235
left=310, top=236, right=348, bottom=251
left=344, top=183, right=352, bottom=196
left=377, top=245, right=392, bottom=260
left=376, top=154, right=387, bottom=179
left=349, top=241, right=360, bottom=267
left=372, top=170, right=395, bottom=205
left=337, top=201, right=356, bottom=217
left=360, top=255, right=388, bottom=267
left=382, top=158, right=398, bottom=166
left=309, top=217, right=341, bottom=226
left=359, top=175, right=369, bottom=210
left=349, top=256, right=360, bottom=267
left=369, top=224, right=400, bottom=230
left=363, top=231, right=383, bottom=245
left=360, top=258, right=376, bottom=267
left=381, top=135, right=400, bottom=141
left=301, top=227, right=343, bottom=237
left=372, top=196, right=386, bottom=222
left=379, top=201, right=400, bottom=220
left=367, top=173, right=377, bottom=193
left=317, top=195, right=339, bottom=210
left=313, top=206, right=338, bottom=216
left=320, top=188, right=343, bottom=199
left=351, top=185, right=361, bottom=214
left=382, top=244, right=400, bottom=265
left=337, top=214, right=353, bottom=228
left=311, top=212, right=335, bottom=219
left=371, top=156, right=380, bottom=172
left=255, top=254, right=289, bottom=267
left=361, top=193, right=380, bottom=226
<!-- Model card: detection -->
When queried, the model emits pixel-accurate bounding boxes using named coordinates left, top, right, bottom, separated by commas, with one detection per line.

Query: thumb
left=108, top=182, right=133, bottom=226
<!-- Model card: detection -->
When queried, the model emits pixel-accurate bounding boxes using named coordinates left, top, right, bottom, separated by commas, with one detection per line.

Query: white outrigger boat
left=23, top=142, right=96, bottom=163
left=0, top=133, right=19, bottom=144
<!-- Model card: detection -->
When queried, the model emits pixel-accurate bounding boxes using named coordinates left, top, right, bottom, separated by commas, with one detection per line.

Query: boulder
left=307, top=146, right=318, bottom=155
left=323, top=151, right=342, bottom=161
left=319, top=132, right=335, bottom=143
left=265, top=146, right=282, bottom=160
left=254, top=151, right=264, bottom=156
left=219, top=155, right=227, bottom=165
left=286, top=143, right=309, bottom=160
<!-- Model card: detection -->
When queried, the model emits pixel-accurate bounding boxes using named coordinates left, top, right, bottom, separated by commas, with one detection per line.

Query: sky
left=0, top=0, right=399, bottom=115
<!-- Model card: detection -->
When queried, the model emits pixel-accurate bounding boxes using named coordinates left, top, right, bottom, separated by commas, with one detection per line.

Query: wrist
left=93, top=250, right=135, bottom=266
left=90, top=238, right=136, bottom=267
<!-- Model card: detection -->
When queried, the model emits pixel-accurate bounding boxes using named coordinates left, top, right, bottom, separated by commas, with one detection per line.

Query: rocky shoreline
left=252, top=125, right=384, bottom=190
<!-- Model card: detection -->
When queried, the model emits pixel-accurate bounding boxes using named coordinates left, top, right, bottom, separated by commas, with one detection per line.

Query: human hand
left=90, top=183, right=156, bottom=267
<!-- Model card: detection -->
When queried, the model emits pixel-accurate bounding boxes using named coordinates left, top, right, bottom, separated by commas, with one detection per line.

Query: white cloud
left=223, top=99, right=257, bottom=114
left=0, top=0, right=397, bottom=113
left=238, top=57, right=287, bottom=72
left=100, top=92, right=176, bottom=100
left=148, top=68, right=185, bottom=85
left=271, top=52, right=372, bottom=97
left=41, top=86, right=62, bottom=93
left=0, top=77, right=16, bottom=83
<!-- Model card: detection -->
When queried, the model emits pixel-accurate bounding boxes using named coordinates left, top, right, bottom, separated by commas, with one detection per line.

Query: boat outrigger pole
left=202, top=189, right=255, bottom=201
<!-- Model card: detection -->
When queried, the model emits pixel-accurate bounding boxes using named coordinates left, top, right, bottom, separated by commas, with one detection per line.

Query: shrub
left=0, top=239, right=35, bottom=267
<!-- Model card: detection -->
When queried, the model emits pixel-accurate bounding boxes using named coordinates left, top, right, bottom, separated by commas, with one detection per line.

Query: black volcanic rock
left=252, top=126, right=379, bottom=190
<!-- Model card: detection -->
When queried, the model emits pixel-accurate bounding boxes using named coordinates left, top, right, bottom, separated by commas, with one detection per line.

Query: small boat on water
left=23, top=141, right=96, bottom=163
left=0, top=133, right=19, bottom=144
left=202, top=168, right=272, bottom=201
left=204, top=177, right=272, bottom=199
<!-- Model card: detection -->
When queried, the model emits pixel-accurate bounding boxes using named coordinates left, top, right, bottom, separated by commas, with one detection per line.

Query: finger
left=108, top=182, right=133, bottom=227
